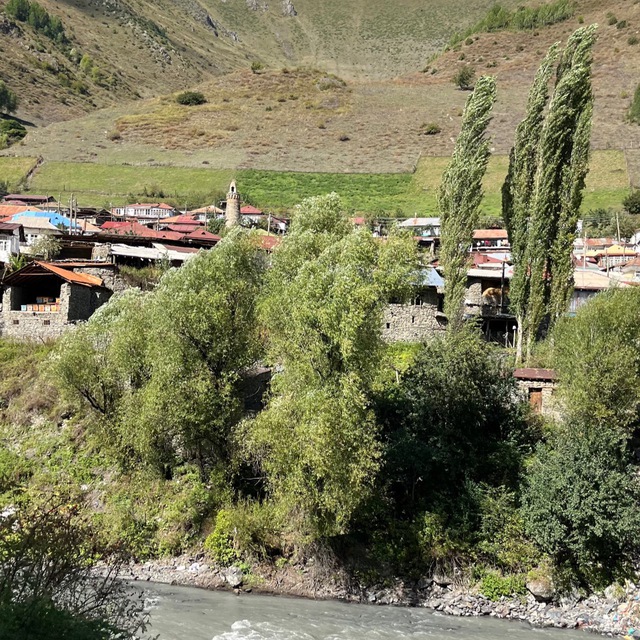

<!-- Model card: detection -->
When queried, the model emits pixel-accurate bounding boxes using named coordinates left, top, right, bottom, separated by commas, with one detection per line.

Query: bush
left=453, top=66, right=475, bottom=90
left=204, top=509, right=239, bottom=566
left=616, top=20, right=628, bottom=29
left=250, top=61, right=264, bottom=74
left=0, top=118, right=26, bottom=149
left=521, top=427, right=640, bottom=587
left=0, top=80, right=18, bottom=114
left=629, top=35, right=639, bottom=45
left=176, top=91, right=207, bottom=106
left=420, top=122, right=442, bottom=135
left=623, top=188, right=640, bottom=213
left=607, top=13, right=618, bottom=25
left=479, top=569, right=527, bottom=600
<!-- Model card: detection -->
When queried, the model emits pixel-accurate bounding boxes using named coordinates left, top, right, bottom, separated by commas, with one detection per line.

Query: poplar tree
left=438, top=75, right=497, bottom=330
left=503, top=25, right=596, bottom=363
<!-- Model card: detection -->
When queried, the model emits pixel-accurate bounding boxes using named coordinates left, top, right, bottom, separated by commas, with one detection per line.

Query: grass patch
left=0, top=157, right=38, bottom=190
left=30, top=162, right=234, bottom=208
left=25, top=151, right=629, bottom=215
left=449, top=0, right=575, bottom=45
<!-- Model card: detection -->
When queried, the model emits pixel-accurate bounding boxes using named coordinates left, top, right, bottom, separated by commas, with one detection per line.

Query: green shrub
left=628, top=85, right=640, bottom=124
left=521, top=426, right=640, bottom=588
left=0, top=80, right=18, bottom=114
left=176, top=91, right=207, bottom=106
left=607, top=13, right=618, bottom=25
left=629, top=35, right=639, bottom=45
left=0, top=118, right=26, bottom=149
left=420, top=122, right=442, bottom=135
left=616, top=20, right=628, bottom=29
left=204, top=509, right=239, bottom=566
left=479, top=569, right=526, bottom=600
left=250, top=61, right=264, bottom=74
left=623, top=188, right=640, bottom=213
left=453, top=66, right=475, bottom=90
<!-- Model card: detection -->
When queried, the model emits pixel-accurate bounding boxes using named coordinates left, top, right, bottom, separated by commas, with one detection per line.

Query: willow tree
left=242, top=194, right=417, bottom=538
left=503, top=25, right=597, bottom=363
left=439, top=75, right=497, bottom=330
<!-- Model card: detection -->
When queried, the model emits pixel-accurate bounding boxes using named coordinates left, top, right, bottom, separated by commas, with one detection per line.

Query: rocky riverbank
left=120, top=556, right=640, bottom=638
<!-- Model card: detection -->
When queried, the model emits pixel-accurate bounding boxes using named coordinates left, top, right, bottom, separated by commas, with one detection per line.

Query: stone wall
left=383, top=301, right=445, bottom=343
left=75, top=265, right=128, bottom=295
left=515, top=379, right=559, bottom=418
left=1, top=281, right=112, bottom=342
left=2, top=282, right=72, bottom=341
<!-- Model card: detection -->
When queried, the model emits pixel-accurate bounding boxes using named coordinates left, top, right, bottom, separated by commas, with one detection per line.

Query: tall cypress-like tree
left=503, top=25, right=596, bottom=363
left=439, top=75, right=497, bottom=331
left=503, top=45, right=559, bottom=362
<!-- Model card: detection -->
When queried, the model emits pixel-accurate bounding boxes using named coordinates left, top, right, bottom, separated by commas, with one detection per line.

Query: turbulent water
left=141, top=582, right=588, bottom=640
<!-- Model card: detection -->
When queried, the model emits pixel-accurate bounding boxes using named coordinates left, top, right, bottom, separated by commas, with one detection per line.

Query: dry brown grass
left=4, top=0, right=640, bottom=183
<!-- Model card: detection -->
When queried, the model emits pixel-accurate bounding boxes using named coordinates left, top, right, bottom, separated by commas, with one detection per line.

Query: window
left=12, top=320, right=19, bottom=325
left=43, top=320, right=51, bottom=326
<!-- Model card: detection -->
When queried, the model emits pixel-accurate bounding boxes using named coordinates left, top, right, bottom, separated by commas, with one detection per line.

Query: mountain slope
left=1, top=0, right=524, bottom=124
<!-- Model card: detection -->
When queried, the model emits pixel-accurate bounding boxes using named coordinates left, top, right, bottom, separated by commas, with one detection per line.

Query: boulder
left=527, top=574, right=555, bottom=602
left=225, top=566, right=244, bottom=588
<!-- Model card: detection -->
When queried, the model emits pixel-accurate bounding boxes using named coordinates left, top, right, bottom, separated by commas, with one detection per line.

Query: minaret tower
left=225, top=180, right=241, bottom=228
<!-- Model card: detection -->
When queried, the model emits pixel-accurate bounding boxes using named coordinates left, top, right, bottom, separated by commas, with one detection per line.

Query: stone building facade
left=1, top=261, right=113, bottom=342
left=382, top=287, right=446, bottom=343
left=513, top=368, right=558, bottom=417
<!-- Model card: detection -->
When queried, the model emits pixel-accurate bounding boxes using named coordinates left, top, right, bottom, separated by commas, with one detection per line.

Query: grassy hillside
left=8, top=149, right=628, bottom=217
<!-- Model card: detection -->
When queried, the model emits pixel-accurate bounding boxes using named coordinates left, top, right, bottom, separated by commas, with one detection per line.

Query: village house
left=398, top=217, right=441, bottom=238
left=473, top=228, right=510, bottom=250
left=0, top=222, right=25, bottom=263
left=110, top=203, right=176, bottom=220
left=513, top=368, right=558, bottom=417
left=570, top=268, right=629, bottom=313
left=2, top=194, right=56, bottom=207
left=593, top=245, right=637, bottom=270
left=382, top=267, right=446, bottom=342
left=0, top=261, right=116, bottom=341
left=5, top=211, right=69, bottom=247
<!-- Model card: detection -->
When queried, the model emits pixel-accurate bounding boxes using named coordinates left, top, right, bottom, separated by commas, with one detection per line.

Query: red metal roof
left=167, top=224, right=204, bottom=233
left=241, top=205, right=263, bottom=215
left=122, top=202, right=175, bottom=210
left=101, top=221, right=132, bottom=229
left=183, top=228, right=221, bottom=242
left=513, top=368, right=557, bottom=381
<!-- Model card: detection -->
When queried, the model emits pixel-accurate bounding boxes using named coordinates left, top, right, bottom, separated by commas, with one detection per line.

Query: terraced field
left=2, top=150, right=628, bottom=218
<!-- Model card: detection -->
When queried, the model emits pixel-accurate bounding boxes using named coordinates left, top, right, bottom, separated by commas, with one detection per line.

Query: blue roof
left=417, top=267, right=444, bottom=288
left=10, top=210, right=76, bottom=228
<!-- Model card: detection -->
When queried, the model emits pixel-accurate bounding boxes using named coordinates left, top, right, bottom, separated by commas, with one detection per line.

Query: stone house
left=382, top=268, right=446, bottom=342
left=1, top=261, right=114, bottom=341
left=513, top=368, right=558, bottom=417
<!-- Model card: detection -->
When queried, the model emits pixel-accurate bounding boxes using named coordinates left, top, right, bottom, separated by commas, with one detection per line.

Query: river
left=140, top=582, right=589, bottom=640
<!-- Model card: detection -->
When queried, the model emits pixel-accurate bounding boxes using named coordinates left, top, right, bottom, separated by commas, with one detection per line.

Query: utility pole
left=616, top=210, right=621, bottom=244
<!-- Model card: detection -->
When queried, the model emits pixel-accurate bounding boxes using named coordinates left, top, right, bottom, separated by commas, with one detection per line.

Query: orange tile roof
left=0, top=205, right=42, bottom=218
left=36, top=261, right=104, bottom=287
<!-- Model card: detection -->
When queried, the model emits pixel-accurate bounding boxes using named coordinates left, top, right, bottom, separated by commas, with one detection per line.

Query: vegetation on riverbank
left=1, top=200, right=639, bottom=611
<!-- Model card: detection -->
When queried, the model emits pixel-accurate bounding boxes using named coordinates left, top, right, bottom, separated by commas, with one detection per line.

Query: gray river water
left=141, top=582, right=588, bottom=640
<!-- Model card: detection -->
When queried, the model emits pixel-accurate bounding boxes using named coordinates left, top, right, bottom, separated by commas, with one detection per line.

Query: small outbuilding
left=1, top=261, right=113, bottom=341
left=513, top=368, right=558, bottom=416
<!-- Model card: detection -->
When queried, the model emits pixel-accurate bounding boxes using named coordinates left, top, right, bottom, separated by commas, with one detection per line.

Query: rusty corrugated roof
left=513, top=368, right=557, bottom=381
